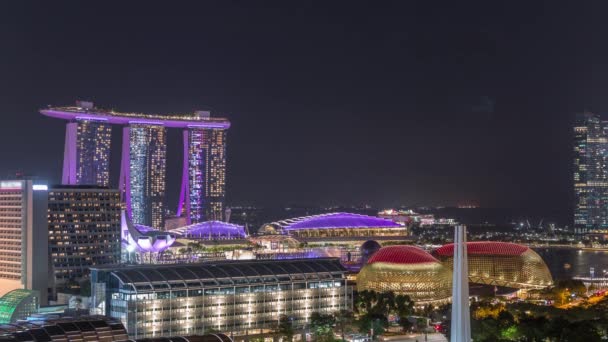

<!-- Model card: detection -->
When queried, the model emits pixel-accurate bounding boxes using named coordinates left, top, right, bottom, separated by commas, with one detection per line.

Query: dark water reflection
left=534, top=248, right=608, bottom=280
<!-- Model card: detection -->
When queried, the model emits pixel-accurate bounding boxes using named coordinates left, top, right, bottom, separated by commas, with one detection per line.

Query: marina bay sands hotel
left=41, top=101, right=230, bottom=229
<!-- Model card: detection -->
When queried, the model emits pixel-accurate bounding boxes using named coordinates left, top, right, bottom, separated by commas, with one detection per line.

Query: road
left=380, top=333, right=447, bottom=342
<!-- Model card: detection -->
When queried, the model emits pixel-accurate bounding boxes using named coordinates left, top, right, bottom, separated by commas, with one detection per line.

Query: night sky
left=1, top=2, right=606, bottom=223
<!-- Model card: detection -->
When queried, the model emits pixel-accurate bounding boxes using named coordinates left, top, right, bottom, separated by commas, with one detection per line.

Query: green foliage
left=469, top=297, right=608, bottom=342
left=356, top=314, right=387, bottom=340
left=354, top=290, right=413, bottom=317
left=500, top=325, right=517, bottom=340
left=354, top=290, right=415, bottom=336
left=334, top=309, right=354, bottom=342
left=310, top=312, right=336, bottom=342
left=398, top=316, right=413, bottom=332
left=276, top=315, right=294, bottom=342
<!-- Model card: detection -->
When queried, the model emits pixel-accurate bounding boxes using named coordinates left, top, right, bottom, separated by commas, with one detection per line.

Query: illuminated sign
left=0, top=181, right=22, bottom=190
left=32, top=185, right=48, bottom=191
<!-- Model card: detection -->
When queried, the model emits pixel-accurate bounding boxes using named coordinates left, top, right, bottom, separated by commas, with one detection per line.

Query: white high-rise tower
left=451, top=225, right=471, bottom=342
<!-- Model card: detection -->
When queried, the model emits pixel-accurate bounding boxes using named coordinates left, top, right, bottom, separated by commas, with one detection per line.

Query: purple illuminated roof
left=40, top=106, right=230, bottom=129
left=171, top=221, right=246, bottom=239
left=121, top=211, right=176, bottom=253
left=278, top=212, right=401, bottom=230
left=134, top=224, right=156, bottom=233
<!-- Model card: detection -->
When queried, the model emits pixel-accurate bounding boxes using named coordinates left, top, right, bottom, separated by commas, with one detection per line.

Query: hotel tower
left=41, top=101, right=230, bottom=229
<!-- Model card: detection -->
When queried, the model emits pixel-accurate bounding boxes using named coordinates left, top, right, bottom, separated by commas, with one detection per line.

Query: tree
left=334, top=310, right=354, bottom=341
left=276, top=315, right=294, bottom=342
left=561, top=320, right=602, bottom=342
left=310, top=312, right=335, bottom=342
left=557, top=279, right=587, bottom=297
left=354, top=290, right=376, bottom=315
left=397, top=316, right=413, bottom=332
left=356, top=314, right=387, bottom=340
left=516, top=316, right=550, bottom=342
left=394, top=294, right=414, bottom=317
left=415, top=317, right=428, bottom=332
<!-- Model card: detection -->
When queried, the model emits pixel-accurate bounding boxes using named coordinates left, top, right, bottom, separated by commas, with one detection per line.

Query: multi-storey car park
left=90, top=258, right=352, bottom=340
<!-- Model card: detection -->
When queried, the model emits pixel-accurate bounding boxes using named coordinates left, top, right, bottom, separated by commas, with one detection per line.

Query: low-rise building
left=90, top=258, right=352, bottom=339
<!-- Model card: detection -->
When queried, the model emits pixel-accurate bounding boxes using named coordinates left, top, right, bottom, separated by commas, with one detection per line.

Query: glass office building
left=574, top=112, right=608, bottom=233
left=90, top=258, right=352, bottom=339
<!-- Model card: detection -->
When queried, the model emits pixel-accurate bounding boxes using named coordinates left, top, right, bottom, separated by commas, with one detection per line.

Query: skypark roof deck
left=40, top=105, right=230, bottom=129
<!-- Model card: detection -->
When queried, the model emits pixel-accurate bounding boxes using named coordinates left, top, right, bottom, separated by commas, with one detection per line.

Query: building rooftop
left=433, top=241, right=529, bottom=257
left=0, top=290, right=38, bottom=324
left=91, top=258, right=345, bottom=286
left=170, top=221, right=246, bottom=238
left=275, top=212, right=401, bottom=230
left=367, top=245, right=439, bottom=265
left=40, top=104, right=230, bottom=129
left=49, top=185, right=114, bottom=190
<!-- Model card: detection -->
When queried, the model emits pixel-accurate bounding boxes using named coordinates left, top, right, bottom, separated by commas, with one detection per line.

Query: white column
left=451, top=225, right=471, bottom=342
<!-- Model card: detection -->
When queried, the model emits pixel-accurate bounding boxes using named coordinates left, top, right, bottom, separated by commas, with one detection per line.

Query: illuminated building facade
left=125, top=124, right=167, bottom=228
left=178, top=124, right=228, bottom=224
left=47, top=186, right=122, bottom=298
left=0, top=315, right=233, bottom=342
left=357, top=246, right=452, bottom=303
left=433, top=241, right=553, bottom=289
left=258, top=212, right=405, bottom=239
left=60, top=101, right=112, bottom=186
left=0, top=180, right=48, bottom=304
left=0, top=316, right=130, bottom=341
left=91, top=258, right=352, bottom=339
left=170, top=220, right=245, bottom=239
left=121, top=211, right=176, bottom=255
left=0, top=289, right=39, bottom=324
left=42, top=103, right=230, bottom=229
left=574, top=112, right=608, bottom=234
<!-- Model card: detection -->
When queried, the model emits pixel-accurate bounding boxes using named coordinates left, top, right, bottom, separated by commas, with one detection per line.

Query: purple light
left=62, top=123, right=78, bottom=185
left=118, top=127, right=132, bottom=218
left=171, top=221, right=246, bottom=239
left=176, top=130, right=190, bottom=222
left=128, top=120, right=165, bottom=126
left=283, top=212, right=401, bottom=230
left=74, top=116, right=108, bottom=122
left=41, top=108, right=230, bottom=129
left=122, top=211, right=176, bottom=253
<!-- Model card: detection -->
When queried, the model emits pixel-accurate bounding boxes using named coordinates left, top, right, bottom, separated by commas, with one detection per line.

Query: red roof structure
left=433, top=241, right=529, bottom=257
left=367, top=245, right=439, bottom=264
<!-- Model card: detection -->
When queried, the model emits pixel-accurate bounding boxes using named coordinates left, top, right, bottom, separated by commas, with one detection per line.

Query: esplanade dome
left=357, top=245, right=452, bottom=303
left=432, top=241, right=553, bottom=289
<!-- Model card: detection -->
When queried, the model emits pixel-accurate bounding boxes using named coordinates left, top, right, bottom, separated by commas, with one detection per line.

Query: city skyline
left=3, top=3, right=608, bottom=341
left=3, top=2, right=601, bottom=222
